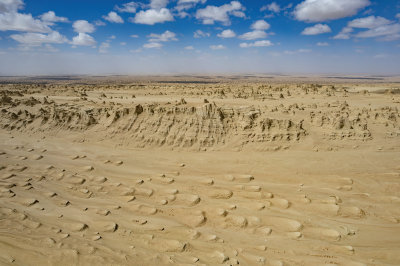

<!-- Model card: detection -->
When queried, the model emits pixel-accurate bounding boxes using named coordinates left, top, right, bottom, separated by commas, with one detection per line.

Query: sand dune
left=0, top=78, right=399, bottom=265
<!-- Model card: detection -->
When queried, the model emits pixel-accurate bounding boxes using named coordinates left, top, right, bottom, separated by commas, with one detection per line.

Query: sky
left=0, top=0, right=400, bottom=75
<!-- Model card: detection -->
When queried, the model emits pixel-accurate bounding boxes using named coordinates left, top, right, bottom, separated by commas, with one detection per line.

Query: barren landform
left=0, top=76, right=399, bottom=265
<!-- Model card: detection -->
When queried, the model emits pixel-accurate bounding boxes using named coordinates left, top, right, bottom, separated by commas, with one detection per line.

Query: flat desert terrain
left=0, top=76, right=399, bottom=265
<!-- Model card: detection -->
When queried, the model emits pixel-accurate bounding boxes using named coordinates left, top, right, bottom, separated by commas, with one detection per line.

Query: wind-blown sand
left=0, top=76, right=399, bottom=265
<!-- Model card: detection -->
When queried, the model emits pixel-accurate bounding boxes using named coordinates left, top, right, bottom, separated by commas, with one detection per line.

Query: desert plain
left=0, top=75, right=399, bottom=265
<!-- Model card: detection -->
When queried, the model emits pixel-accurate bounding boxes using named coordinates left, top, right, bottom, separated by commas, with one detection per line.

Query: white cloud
left=269, top=2, right=280, bottom=13
left=334, top=26, right=353, bottom=39
left=380, top=34, right=400, bottom=42
left=0, top=12, right=51, bottom=32
left=178, top=0, right=205, bottom=4
left=232, top=10, right=245, bottom=18
left=317, top=42, right=329, bottom=46
left=184, top=45, right=194, bottom=50
left=217, top=29, right=236, bottom=38
left=10, top=31, right=67, bottom=45
left=147, top=30, right=177, bottom=42
left=40, top=11, right=68, bottom=23
left=176, top=0, right=206, bottom=11
left=143, top=42, right=163, bottom=48
left=210, top=44, right=226, bottom=50
left=0, top=0, right=23, bottom=13
left=239, top=40, right=272, bottom=48
left=115, top=2, right=137, bottom=13
left=301, top=24, right=331, bottom=35
left=0, top=0, right=58, bottom=33
left=99, top=41, right=110, bottom=53
left=176, top=11, right=189, bottom=18
left=150, top=0, right=168, bottom=9
left=120, top=42, right=127, bottom=45
left=355, top=23, right=400, bottom=39
left=239, top=30, right=267, bottom=40
left=94, top=20, right=106, bottom=26
left=130, top=34, right=139, bottom=38
left=294, top=0, right=370, bottom=22
left=143, top=30, right=176, bottom=49
left=261, top=2, right=280, bottom=13
left=195, top=1, right=245, bottom=25
left=133, top=8, right=173, bottom=25
left=284, top=49, right=312, bottom=54
left=73, top=20, right=95, bottom=33
left=397, top=13, right=400, bottom=20
left=103, top=11, right=124, bottom=23
left=348, top=16, right=391, bottom=29
left=72, top=32, right=96, bottom=46
left=251, top=20, right=270, bottom=31
left=334, top=16, right=400, bottom=41
left=193, top=29, right=209, bottom=38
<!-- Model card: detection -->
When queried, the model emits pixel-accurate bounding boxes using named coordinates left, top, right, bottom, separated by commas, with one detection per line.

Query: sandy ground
left=0, top=77, right=399, bottom=265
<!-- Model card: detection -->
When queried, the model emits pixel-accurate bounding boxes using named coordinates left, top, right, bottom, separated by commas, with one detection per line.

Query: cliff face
left=1, top=83, right=399, bottom=151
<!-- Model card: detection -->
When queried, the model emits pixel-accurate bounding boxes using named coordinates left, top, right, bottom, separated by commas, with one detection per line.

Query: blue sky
left=0, top=0, right=399, bottom=75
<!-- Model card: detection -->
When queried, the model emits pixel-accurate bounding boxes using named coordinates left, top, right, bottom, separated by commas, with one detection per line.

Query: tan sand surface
left=0, top=77, right=399, bottom=265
